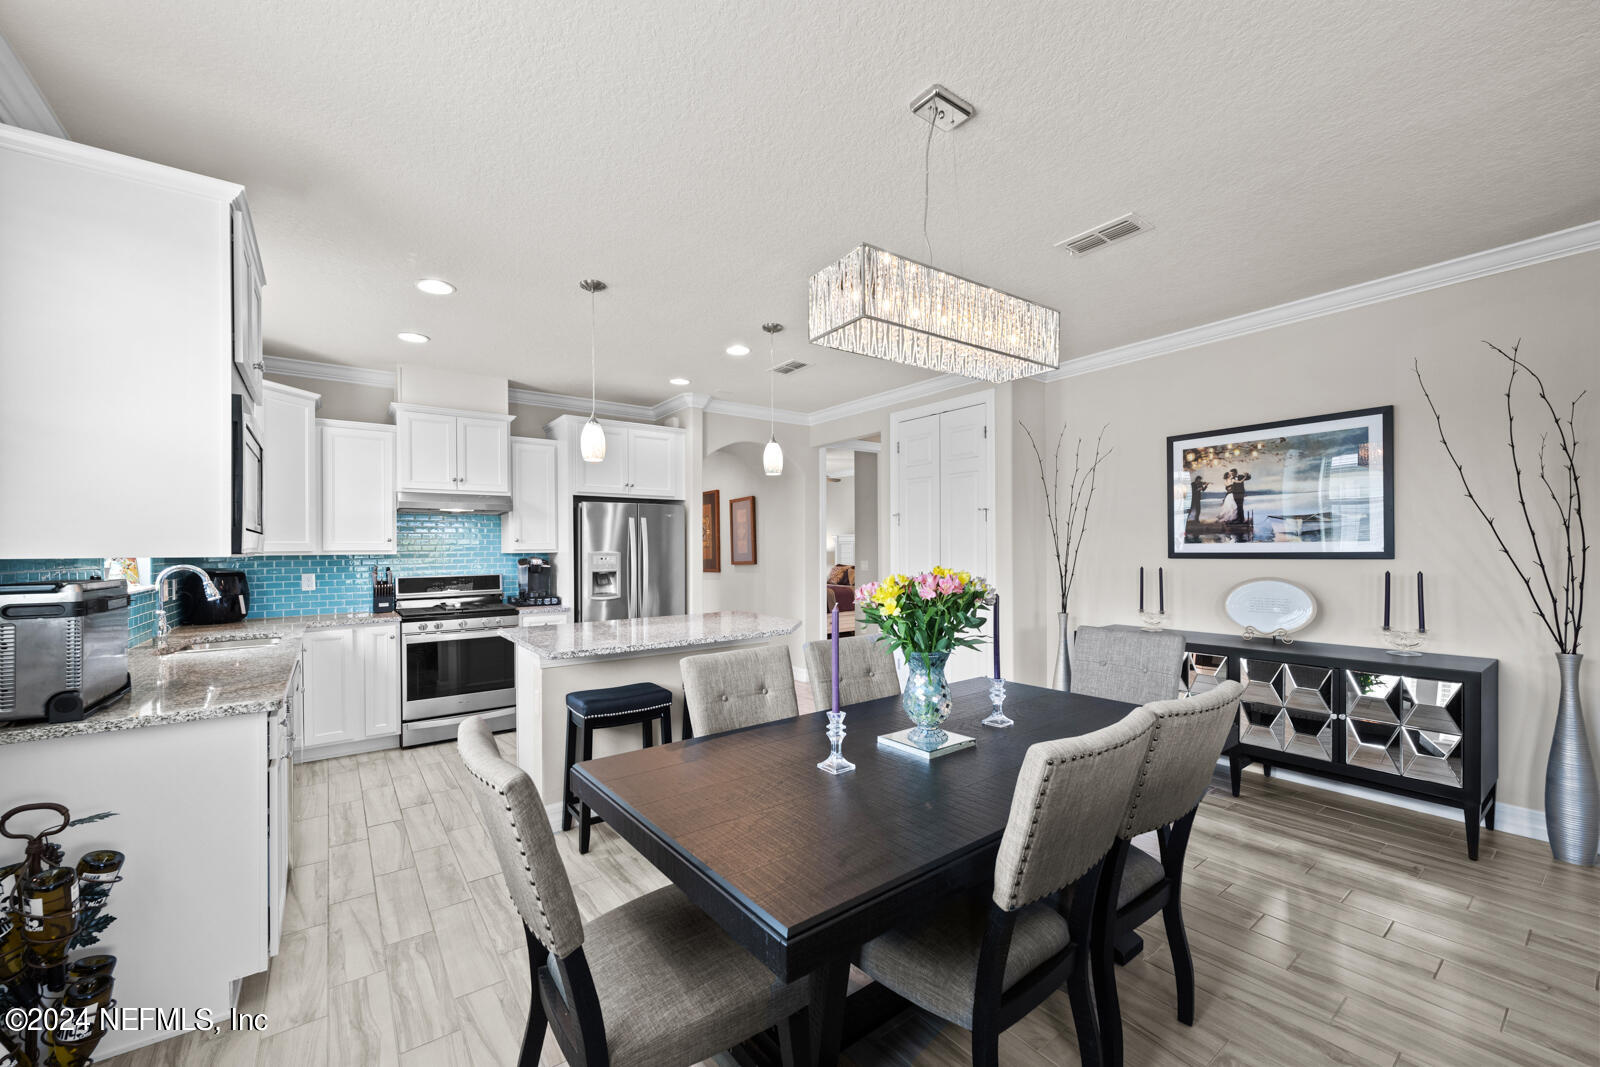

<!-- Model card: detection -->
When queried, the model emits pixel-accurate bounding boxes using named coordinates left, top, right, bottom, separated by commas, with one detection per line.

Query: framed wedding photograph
left=702, top=490, right=721, bottom=572
left=1168, top=405, right=1394, bottom=559
left=730, top=495, right=757, bottom=565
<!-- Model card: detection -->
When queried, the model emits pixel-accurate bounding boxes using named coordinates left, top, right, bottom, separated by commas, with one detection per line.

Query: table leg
left=808, top=959, right=850, bottom=1066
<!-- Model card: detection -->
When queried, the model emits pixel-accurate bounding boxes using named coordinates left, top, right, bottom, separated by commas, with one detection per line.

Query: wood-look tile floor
left=105, top=736, right=1599, bottom=1067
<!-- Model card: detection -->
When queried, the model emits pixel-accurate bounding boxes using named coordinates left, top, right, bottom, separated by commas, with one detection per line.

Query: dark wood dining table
left=570, top=676, right=1138, bottom=1066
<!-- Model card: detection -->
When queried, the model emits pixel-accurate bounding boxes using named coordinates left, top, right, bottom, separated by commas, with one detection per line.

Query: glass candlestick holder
left=1383, top=629, right=1424, bottom=656
left=817, top=710, right=856, bottom=774
left=1138, top=610, right=1167, bottom=632
left=981, top=678, right=1013, bottom=728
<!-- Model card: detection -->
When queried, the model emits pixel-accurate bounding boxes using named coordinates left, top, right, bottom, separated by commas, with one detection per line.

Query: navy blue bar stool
left=563, top=681, right=674, bottom=853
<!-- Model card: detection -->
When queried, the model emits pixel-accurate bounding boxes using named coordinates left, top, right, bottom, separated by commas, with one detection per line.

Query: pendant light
left=761, top=322, right=784, bottom=476
left=578, top=279, right=607, bottom=463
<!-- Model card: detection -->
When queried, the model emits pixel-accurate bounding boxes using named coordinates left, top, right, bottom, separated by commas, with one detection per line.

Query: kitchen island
left=502, top=611, right=800, bottom=818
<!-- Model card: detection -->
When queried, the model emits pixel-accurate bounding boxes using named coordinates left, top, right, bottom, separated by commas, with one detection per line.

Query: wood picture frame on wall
left=702, top=490, right=721, bottom=572
left=730, top=495, right=757, bottom=565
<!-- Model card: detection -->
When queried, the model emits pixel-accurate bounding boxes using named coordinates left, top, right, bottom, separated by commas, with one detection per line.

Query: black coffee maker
left=514, top=558, right=559, bottom=606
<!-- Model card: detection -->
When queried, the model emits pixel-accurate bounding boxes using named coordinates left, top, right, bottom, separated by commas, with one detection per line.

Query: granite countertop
left=0, top=614, right=401, bottom=745
left=514, top=604, right=570, bottom=617
left=501, top=610, right=799, bottom=663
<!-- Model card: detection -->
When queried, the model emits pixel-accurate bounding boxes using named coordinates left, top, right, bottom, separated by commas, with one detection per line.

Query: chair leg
left=1163, top=896, right=1195, bottom=1025
left=971, top=1024, right=1001, bottom=1067
left=578, top=724, right=594, bottom=855
left=516, top=982, right=549, bottom=1067
left=641, top=717, right=653, bottom=748
left=1066, top=947, right=1103, bottom=1067
left=777, top=1006, right=811, bottom=1067
left=561, top=719, right=576, bottom=831
left=659, top=707, right=673, bottom=744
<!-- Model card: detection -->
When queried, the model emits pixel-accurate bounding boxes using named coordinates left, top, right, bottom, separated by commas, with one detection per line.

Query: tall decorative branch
left=1021, top=421, right=1111, bottom=615
left=1414, top=341, right=1587, bottom=653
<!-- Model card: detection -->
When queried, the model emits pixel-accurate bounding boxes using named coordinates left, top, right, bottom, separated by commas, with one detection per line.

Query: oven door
left=402, top=629, right=516, bottom=721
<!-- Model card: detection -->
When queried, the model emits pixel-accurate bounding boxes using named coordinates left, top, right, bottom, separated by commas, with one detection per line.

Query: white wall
left=1044, top=249, right=1600, bottom=815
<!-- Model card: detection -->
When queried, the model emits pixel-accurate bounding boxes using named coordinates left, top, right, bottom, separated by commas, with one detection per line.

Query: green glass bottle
left=44, top=974, right=112, bottom=1066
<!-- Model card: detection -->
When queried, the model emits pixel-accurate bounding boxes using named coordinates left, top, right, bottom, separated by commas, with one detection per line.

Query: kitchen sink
left=162, top=636, right=283, bottom=655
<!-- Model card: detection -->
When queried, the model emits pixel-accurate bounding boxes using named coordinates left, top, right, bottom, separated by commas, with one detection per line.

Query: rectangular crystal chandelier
left=808, top=244, right=1060, bottom=383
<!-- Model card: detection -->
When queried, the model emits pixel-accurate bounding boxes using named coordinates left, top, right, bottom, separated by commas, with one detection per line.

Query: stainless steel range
left=396, top=574, right=518, bottom=747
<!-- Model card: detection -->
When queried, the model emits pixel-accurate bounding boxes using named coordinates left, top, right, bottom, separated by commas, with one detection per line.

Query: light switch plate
left=301, top=574, right=316, bottom=591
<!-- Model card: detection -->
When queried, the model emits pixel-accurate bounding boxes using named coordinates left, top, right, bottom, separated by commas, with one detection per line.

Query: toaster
left=0, top=579, right=132, bottom=723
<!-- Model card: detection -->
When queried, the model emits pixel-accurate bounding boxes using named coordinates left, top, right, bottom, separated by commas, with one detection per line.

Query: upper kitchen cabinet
left=321, top=421, right=396, bottom=553
left=502, top=437, right=561, bottom=552
left=548, top=415, right=685, bottom=500
left=0, top=125, right=264, bottom=557
left=393, top=404, right=514, bottom=495
left=262, top=382, right=321, bottom=554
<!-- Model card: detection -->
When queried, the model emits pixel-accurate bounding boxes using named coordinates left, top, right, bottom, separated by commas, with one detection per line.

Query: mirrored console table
left=1180, top=632, right=1499, bottom=860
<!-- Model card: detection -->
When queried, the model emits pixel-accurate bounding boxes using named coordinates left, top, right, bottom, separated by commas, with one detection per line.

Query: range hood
left=396, top=491, right=512, bottom=515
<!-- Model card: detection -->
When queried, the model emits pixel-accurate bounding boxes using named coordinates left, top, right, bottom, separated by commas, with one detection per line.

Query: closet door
left=895, top=414, right=942, bottom=576
left=937, top=404, right=990, bottom=681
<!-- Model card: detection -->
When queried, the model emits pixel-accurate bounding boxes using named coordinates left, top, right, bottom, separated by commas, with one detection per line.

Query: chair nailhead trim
left=571, top=701, right=672, bottom=720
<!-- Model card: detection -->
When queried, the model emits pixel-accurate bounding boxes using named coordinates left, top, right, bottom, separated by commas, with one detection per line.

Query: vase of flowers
left=856, top=568, right=991, bottom=749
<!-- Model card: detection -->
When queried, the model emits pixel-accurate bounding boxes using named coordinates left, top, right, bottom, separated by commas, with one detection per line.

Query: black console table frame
left=1182, top=632, right=1499, bottom=860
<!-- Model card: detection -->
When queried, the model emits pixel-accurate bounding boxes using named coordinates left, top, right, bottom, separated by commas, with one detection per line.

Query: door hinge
left=896, top=442, right=901, bottom=454
left=983, top=425, right=988, bottom=439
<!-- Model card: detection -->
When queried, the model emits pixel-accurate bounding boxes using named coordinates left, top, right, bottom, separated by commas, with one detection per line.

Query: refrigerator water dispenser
left=586, top=551, right=622, bottom=601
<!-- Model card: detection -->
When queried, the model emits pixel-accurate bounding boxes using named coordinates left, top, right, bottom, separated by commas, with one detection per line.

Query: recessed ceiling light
left=726, top=343, right=750, bottom=356
left=669, top=377, right=690, bottom=386
left=397, top=332, right=430, bottom=344
left=415, top=278, right=456, bottom=295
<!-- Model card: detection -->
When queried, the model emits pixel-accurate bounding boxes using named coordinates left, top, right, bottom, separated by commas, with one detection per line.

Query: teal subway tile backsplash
left=1, top=513, right=550, bottom=645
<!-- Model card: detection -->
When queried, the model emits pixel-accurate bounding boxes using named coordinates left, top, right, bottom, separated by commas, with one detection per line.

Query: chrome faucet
left=153, top=565, right=222, bottom=646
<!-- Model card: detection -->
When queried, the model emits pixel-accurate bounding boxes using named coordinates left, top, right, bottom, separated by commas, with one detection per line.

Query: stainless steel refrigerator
left=575, top=499, right=687, bottom=621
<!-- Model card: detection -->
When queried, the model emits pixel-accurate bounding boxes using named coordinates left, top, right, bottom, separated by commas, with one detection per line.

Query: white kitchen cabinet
left=0, top=125, right=263, bottom=557
left=357, top=625, right=401, bottom=737
left=300, top=628, right=361, bottom=748
left=262, top=381, right=321, bottom=553
left=392, top=404, right=513, bottom=495
left=231, top=201, right=266, bottom=402
left=502, top=437, right=561, bottom=552
left=395, top=408, right=457, bottom=492
left=627, top=426, right=682, bottom=497
left=320, top=420, right=396, bottom=553
left=298, top=622, right=403, bottom=760
left=548, top=415, right=686, bottom=499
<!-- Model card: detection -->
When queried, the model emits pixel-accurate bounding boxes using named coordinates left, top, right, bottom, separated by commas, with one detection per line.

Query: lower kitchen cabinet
left=297, top=622, right=402, bottom=760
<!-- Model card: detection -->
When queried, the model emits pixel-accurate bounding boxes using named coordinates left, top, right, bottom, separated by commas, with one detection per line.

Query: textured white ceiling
left=4, top=1, right=1597, bottom=411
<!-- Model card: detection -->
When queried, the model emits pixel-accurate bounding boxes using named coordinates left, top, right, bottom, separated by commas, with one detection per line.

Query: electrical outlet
left=301, top=574, right=316, bottom=591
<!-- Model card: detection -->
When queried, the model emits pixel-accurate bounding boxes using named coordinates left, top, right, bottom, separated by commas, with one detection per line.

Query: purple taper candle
left=1417, top=571, right=1426, bottom=633
left=1158, top=567, right=1165, bottom=614
left=831, top=605, right=841, bottom=713
left=1139, top=566, right=1145, bottom=612
left=992, top=594, right=1001, bottom=679
left=1383, top=571, right=1391, bottom=630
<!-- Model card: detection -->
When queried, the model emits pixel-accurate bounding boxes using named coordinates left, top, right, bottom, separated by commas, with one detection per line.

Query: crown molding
left=0, top=33, right=66, bottom=138
left=702, top=396, right=812, bottom=426
left=1043, top=219, right=1600, bottom=382
left=264, top=354, right=396, bottom=388
left=805, top=373, right=972, bottom=427
left=508, top=386, right=657, bottom=420
left=652, top=392, right=711, bottom=419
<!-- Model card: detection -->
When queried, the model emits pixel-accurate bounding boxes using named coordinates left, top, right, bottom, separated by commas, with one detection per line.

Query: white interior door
left=938, top=404, right=990, bottom=681
left=895, top=414, right=941, bottom=576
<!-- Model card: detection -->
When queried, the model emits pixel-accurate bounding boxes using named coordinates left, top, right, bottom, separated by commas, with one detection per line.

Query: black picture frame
left=1166, top=405, right=1395, bottom=560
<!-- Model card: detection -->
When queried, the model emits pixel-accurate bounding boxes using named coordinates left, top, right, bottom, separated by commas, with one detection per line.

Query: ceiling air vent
left=1055, top=213, right=1151, bottom=256
left=772, top=360, right=809, bottom=375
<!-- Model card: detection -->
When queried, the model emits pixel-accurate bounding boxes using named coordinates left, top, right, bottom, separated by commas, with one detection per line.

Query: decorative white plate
left=1223, top=578, right=1317, bottom=635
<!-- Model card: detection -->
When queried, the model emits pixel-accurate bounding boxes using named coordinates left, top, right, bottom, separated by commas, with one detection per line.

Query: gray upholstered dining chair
left=1093, top=679, right=1245, bottom=1067
left=1071, top=625, right=1187, bottom=705
left=856, top=705, right=1158, bottom=1067
left=801, top=635, right=901, bottom=712
left=456, top=718, right=812, bottom=1067
left=679, top=645, right=800, bottom=737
